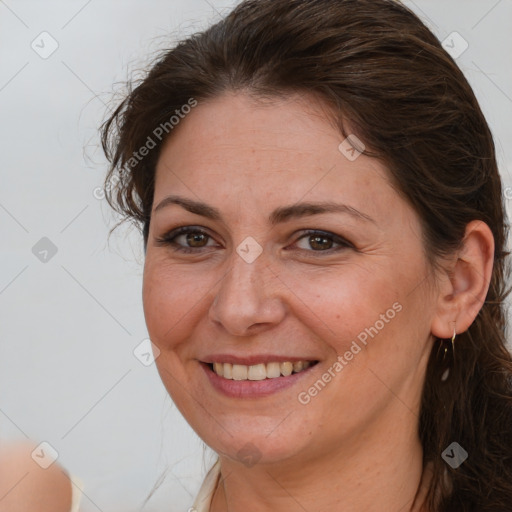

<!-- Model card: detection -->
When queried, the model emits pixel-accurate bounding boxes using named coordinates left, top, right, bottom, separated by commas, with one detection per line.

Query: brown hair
left=100, top=0, right=512, bottom=510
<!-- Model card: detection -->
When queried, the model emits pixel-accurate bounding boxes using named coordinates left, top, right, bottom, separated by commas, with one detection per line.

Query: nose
left=208, top=250, right=287, bottom=337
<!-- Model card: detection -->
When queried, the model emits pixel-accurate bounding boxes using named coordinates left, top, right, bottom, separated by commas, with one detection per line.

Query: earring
left=441, top=328, right=456, bottom=382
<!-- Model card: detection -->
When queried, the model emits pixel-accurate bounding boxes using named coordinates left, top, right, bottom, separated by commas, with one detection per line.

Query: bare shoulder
left=0, top=441, right=72, bottom=512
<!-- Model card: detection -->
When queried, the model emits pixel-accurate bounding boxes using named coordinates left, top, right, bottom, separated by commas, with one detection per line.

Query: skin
left=142, top=91, right=494, bottom=511
left=0, top=442, right=72, bottom=512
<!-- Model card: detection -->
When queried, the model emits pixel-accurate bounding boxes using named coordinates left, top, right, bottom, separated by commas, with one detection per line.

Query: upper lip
left=201, top=354, right=318, bottom=366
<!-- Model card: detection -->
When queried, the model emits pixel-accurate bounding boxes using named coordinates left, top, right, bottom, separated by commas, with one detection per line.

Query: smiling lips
left=212, top=361, right=314, bottom=380
left=202, top=357, right=319, bottom=398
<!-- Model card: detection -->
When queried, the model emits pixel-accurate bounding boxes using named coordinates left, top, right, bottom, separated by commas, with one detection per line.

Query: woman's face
left=143, top=91, right=436, bottom=465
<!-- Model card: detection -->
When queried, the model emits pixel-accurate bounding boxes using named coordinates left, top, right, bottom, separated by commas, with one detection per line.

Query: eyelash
left=154, top=226, right=353, bottom=256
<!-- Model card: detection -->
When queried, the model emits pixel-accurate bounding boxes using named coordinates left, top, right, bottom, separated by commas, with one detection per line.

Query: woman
left=100, top=0, right=512, bottom=510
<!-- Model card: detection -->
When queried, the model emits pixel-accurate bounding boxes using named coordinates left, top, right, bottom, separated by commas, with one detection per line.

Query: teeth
left=211, top=360, right=314, bottom=380
left=293, top=361, right=304, bottom=372
left=232, top=364, right=248, bottom=381
left=248, top=364, right=267, bottom=381
left=280, top=362, right=293, bottom=376
left=266, top=362, right=281, bottom=378
left=213, top=362, right=224, bottom=377
left=223, top=363, right=232, bottom=379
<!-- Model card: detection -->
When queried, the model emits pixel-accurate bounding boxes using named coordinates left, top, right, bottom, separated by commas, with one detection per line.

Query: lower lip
left=201, top=362, right=317, bottom=398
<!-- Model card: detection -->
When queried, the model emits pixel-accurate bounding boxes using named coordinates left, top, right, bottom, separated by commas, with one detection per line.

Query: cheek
left=142, top=260, right=207, bottom=409
left=277, top=262, right=403, bottom=352
left=279, top=258, right=429, bottom=407
left=290, top=270, right=425, bottom=428
left=142, top=257, right=210, bottom=349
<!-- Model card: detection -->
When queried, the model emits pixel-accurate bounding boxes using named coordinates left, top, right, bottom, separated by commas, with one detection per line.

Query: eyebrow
left=153, top=195, right=375, bottom=226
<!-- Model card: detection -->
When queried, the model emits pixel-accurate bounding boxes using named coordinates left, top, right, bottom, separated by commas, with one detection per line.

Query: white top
left=69, top=475, right=83, bottom=512
left=191, top=460, right=221, bottom=512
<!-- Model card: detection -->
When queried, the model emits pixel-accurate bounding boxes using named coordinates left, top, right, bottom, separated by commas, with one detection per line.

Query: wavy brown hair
left=100, top=0, right=512, bottom=510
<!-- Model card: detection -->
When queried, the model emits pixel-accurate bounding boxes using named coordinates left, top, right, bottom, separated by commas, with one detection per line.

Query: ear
left=431, top=220, right=495, bottom=339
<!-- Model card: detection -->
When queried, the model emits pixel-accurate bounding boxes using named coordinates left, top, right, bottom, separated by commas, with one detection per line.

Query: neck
left=210, top=407, right=429, bottom=512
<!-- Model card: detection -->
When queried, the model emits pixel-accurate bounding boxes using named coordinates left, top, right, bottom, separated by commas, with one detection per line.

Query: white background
left=1, top=1, right=511, bottom=511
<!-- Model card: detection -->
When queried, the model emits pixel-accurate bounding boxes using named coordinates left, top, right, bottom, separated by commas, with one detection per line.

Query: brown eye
left=308, top=234, right=334, bottom=251
left=185, top=232, right=209, bottom=247
left=293, top=230, right=352, bottom=254
left=155, top=226, right=218, bottom=254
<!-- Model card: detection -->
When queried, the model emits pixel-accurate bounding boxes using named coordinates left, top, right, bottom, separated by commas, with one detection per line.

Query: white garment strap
left=191, top=459, right=221, bottom=512
left=69, top=475, right=84, bottom=512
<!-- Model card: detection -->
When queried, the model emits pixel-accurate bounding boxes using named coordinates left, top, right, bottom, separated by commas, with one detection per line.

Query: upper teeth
left=212, top=361, right=312, bottom=380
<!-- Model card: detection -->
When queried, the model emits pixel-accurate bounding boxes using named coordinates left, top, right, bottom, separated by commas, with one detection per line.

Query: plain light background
left=0, top=1, right=511, bottom=511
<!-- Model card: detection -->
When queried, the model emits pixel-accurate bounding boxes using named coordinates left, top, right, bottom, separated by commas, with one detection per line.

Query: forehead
left=154, top=91, right=394, bottom=218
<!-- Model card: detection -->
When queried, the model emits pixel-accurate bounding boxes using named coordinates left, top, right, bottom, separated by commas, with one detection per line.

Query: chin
left=197, top=420, right=314, bottom=467
left=219, top=441, right=301, bottom=467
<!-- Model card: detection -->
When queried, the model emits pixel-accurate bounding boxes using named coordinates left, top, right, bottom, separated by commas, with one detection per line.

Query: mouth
left=200, top=358, right=319, bottom=398
left=208, top=360, right=318, bottom=380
